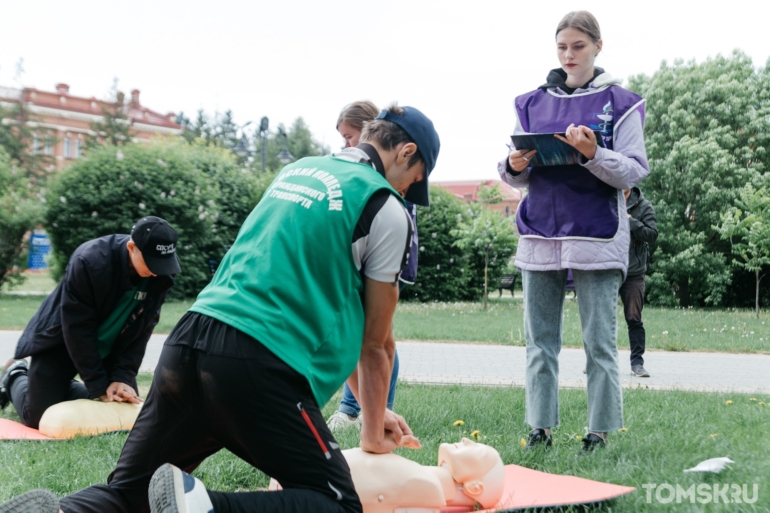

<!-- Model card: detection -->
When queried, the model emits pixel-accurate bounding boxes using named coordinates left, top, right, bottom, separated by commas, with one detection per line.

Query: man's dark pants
left=59, top=312, right=361, bottom=513
left=619, top=273, right=646, bottom=367
left=8, top=344, right=135, bottom=429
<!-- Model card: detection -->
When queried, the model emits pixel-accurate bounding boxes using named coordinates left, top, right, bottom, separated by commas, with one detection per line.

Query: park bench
left=498, top=274, right=517, bottom=297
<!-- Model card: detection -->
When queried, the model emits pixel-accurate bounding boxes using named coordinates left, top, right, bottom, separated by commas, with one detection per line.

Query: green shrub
left=406, top=186, right=471, bottom=302
left=0, top=148, right=43, bottom=290
left=45, top=140, right=271, bottom=299
left=456, top=202, right=518, bottom=302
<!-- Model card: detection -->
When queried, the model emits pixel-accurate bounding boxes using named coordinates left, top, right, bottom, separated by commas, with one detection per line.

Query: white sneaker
left=326, top=410, right=363, bottom=431
left=149, top=463, right=214, bottom=513
left=0, top=489, right=59, bottom=513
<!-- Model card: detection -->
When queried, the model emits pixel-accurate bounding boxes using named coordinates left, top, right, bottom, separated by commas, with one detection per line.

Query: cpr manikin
left=270, top=438, right=505, bottom=512
left=38, top=399, right=142, bottom=438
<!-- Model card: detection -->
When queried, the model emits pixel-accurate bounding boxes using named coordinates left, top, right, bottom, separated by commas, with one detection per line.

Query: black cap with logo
left=130, top=216, right=181, bottom=276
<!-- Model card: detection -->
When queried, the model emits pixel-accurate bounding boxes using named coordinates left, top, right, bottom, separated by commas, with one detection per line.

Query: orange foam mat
left=0, top=418, right=54, bottom=440
left=442, top=464, right=636, bottom=512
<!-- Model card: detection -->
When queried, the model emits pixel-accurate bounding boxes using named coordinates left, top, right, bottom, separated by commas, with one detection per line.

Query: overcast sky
left=1, top=0, right=768, bottom=181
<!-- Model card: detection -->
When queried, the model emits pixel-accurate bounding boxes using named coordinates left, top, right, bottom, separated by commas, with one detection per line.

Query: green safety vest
left=96, top=278, right=150, bottom=358
left=190, top=155, right=403, bottom=406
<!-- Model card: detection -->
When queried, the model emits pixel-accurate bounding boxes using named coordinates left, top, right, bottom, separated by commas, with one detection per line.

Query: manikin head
left=337, top=101, right=379, bottom=148
left=555, top=11, right=603, bottom=87
left=438, top=438, right=505, bottom=507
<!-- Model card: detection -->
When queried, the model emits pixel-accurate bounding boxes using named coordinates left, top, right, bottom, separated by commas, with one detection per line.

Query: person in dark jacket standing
left=620, top=187, right=657, bottom=377
left=0, top=216, right=180, bottom=428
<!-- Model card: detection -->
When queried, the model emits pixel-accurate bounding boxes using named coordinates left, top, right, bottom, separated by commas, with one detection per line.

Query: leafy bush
left=628, top=51, right=770, bottom=306
left=406, top=187, right=471, bottom=302
left=0, top=148, right=44, bottom=290
left=455, top=201, right=518, bottom=305
left=45, top=140, right=271, bottom=299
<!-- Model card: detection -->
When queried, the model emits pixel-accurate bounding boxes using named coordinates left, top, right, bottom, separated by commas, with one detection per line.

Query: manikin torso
left=270, top=438, right=505, bottom=513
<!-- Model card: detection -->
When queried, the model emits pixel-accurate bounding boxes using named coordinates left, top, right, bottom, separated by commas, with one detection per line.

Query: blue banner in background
left=28, top=233, right=51, bottom=270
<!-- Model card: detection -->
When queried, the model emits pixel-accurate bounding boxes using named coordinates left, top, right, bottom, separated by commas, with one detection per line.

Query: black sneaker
left=631, top=364, right=650, bottom=377
left=0, top=388, right=9, bottom=411
left=0, top=489, right=59, bottom=513
left=1, top=359, right=27, bottom=389
left=526, top=428, right=553, bottom=448
left=0, top=360, right=27, bottom=410
left=581, top=433, right=607, bottom=452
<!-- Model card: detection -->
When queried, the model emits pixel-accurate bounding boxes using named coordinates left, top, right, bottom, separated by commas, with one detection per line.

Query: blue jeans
left=338, top=350, right=399, bottom=416
left=522, top=268, right=624, bottom=433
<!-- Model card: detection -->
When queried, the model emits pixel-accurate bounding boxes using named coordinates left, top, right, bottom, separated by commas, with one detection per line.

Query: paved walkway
left=2, top=331, right=769, bottom=394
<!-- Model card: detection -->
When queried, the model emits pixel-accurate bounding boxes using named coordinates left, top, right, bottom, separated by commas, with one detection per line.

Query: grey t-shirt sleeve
left=351, top=194, right=412, bottom=284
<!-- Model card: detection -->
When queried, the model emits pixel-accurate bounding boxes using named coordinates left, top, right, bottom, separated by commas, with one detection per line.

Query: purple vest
left=400, top=202, right=419, bottom=284
left=514, top=85, right=644, bottom=240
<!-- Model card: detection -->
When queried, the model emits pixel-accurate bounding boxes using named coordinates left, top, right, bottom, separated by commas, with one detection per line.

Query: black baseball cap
left=130, top=216, right=181, bottom=276
left=375, top=106, right=440, bottom=207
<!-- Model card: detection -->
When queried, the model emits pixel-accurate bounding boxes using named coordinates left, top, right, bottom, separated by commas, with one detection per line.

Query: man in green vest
left=1, top=104, right=440, bottom=513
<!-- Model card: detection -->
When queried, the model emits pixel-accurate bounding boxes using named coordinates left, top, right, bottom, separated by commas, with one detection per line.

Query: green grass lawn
left=2, top=294, right=768, bottom=354
left=0, top=295, right=194, bottom=334
left=394, top=300, right=770, bottom=354
left=1, top=382, right=768, bottom=511
left=0, top=272, right=58, bottom=295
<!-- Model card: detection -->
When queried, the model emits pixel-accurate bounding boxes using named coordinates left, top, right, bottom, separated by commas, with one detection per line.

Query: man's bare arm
left=354, top=277, right=419, bottom=453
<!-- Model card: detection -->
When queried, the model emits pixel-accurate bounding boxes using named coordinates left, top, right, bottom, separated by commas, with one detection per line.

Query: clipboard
left=510, top=131, right=605, bottom=167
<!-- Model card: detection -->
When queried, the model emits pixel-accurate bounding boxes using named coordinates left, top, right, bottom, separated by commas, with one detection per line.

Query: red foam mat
left=443, top=464, right=636, bottom=512
left=0, top=418, right=54, bottom=440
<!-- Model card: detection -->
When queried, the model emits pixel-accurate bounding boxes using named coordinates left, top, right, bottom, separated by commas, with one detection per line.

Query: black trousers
left=619, top=273, right=646, bottom=366
left=59, top=312, right=361, bottom=513
left=8, top=344, right=108, bottom=429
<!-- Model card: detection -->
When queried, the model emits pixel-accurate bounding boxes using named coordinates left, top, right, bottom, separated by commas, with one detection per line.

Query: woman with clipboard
left=498, top=11, right=649, bottom=452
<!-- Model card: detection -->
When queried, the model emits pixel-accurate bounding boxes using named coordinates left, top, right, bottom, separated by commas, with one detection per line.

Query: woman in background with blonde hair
left=499, top=11, right=649, bottom=452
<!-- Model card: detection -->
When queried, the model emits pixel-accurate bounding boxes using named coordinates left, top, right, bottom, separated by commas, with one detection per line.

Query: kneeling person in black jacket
left=0, top=216, right=180, bottom=428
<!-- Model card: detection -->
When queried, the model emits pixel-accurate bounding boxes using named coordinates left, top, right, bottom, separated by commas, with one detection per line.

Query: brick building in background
left=432, top=179, right=522, bottom=221
left=0, top=83, right=181, bottom=170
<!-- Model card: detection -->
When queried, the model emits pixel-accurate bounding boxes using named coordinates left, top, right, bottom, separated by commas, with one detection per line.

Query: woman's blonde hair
left=336, top=101, right=380, bottom=131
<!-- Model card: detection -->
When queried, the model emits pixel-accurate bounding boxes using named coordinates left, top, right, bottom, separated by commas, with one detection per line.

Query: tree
left=0, top=101, right=54, bottom=180
left=407, top=186, right=471, bottom=302
left=87, top=81, right=135, bottom=149
left=178, top=111, right=328, bottom=172
left=44, top=140, right=272, bottom=299
left=286, top=117, right=329, bottom=160
left=715, top=184, right=770, bottom=318
left=453, top=186, right=517, bottom=309
left=628, top=51, right=770, bottom=306
left=177, top=110, right=211, bottom=144
left=255, top=118, right=330, bottom=173
left=0, top=147, right=44, bottom=289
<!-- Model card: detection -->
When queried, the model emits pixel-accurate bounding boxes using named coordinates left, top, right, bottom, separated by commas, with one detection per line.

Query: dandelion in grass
left=453, top=420, right=464, bottom=426
left=470, top=430, right=481, bottom=441
left=520, top=438, right=526, bottom=448
left=760, top=402, right=766, bottom=406
left=575, top=435, right=582, bottom=440
left=750, top=398, right=757, bottom=402
left=710, top=433, right=718, bottom=438
left=725, top=400, right=733, bottom=406
left=619, top=427, right=628, bottom=433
